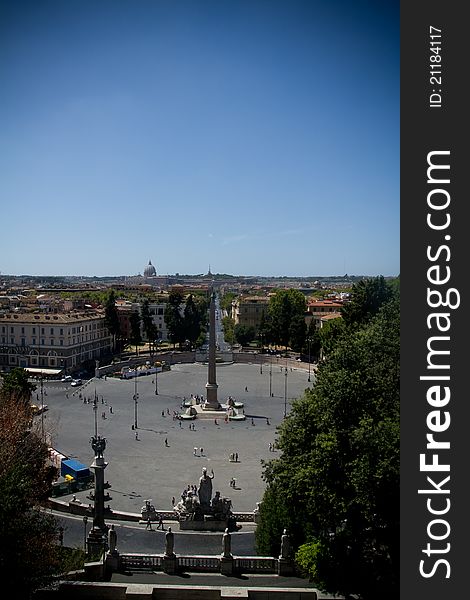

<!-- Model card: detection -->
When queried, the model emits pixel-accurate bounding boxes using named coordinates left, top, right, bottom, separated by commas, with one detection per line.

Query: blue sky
left=0, top=0, right=399, bottom=278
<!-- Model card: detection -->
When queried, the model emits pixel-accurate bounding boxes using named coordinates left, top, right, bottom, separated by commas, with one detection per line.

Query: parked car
left=70, top=379, right=82, bottom=387
left=61, top=375, right=73, bottom=382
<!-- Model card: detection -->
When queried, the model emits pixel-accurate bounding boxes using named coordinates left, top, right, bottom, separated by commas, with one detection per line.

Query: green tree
left=222, top=316, right=235, bottom=345
left=289, top=314, right=307, bottom=352
left=1, top=367, right=36, bottom=405
left=104, top=290, right=121, bottom=352
left=129, top=310, right=142, bottom=347
left=184, top=294, right=201, bottom=348
left=256, top=296, right=400, bottom=599
left=165, top=288, right=185, bottom=349
left=141, top=299, right=157, bottom=352
left=341, top=276, right=394, bottom=328
left=234, top=324, right=256, bottom=347
left=268, top=289, right=306, bottom=349
left=0, top=388, right=62, bottom=598
left=220, top=291, right=237, bottom=314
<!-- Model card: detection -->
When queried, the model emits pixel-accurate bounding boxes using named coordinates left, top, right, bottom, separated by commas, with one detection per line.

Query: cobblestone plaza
left=45, top=361, right=313, bottom=515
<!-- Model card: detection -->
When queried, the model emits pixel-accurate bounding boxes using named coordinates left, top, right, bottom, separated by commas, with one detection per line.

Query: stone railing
left=234, top=556, right=277, bottom=573
left=119, top=553, right=163, bottom=571
left=117, top=553, right=280, bottom=576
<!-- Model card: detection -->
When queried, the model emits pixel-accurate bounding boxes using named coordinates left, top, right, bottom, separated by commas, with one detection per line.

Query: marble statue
left=108, top=524, right=117, bottom=554
left=198, top=467, right=214, bottom=507
left=280, top=528, right=291, bottom=559
left=222, top=527, right=232, bottom=558
left=165, top=527, right=175, bottom=556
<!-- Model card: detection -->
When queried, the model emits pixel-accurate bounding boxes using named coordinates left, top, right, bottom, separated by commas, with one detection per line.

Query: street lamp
left=308, top=337, right=312, bottom=382
left=133, top=369, right=139, bottom=429
left=82, top=516, right=88, bottom=553
left=269, top=355, right=272, bottom=397
left=284, top=363, right=288, bottom=418
left=259, top=333, right=264, bottom=374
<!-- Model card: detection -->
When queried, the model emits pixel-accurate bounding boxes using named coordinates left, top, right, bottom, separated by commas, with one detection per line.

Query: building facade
left=0, top=311, right=112, bottom=376
left=231, top=296, right=269, bottom=332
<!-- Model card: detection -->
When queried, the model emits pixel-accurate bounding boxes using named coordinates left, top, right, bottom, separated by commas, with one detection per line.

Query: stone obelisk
left=204, top=290, right=220, bottom=410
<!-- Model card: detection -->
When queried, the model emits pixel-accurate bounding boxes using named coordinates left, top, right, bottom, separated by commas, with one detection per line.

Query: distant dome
left=144, top=260, right=157, bottom=277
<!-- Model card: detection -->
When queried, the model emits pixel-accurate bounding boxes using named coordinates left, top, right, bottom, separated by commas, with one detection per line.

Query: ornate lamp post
left=283, top=367, right=287, bottom=417
left=308, top=337, right=312, bottom=382
left=87, top=435, right=108, bottom=558
left=82, top=515, right=88, bottom=552
left=133, top=370, right=139, bottom=429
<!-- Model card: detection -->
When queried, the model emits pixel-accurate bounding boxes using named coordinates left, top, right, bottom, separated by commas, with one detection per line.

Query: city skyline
left=0, top=0, right=399, bottom=278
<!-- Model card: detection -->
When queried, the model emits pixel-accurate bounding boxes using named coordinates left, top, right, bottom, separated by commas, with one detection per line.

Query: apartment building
left=231, top=296, right=269, bottom=331
left=0, top=311, right=112, bottom=376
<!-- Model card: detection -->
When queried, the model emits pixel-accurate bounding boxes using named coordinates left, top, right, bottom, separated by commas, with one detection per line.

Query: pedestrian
left=135, top=431, right=139, bottom=441
left=171, top=496, right=175, bottom=506
left=179, top=421, right=182, bottom=428
left=165, top=438, right=169, bottom=447
left=162, top=410, right=165, bottom=417
left=245, top=386, right=248, bottom=392
left=266, top=418, right=270, bottom=425
left=157, top=516, right=164, bottom=530
left=200, top=447, right=203, bottom=455
left=110, top=406, right=113, bottom=414
left=146, top=517, right=153, bottom=530
left=235, top=452, right=238, bottom=462
left=193, top=447, right=198, bottom=456
left=251, top=418, right=255, bottom=426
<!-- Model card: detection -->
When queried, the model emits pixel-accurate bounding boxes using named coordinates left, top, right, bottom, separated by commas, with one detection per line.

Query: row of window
left=1, top=323, right=103, bottom=335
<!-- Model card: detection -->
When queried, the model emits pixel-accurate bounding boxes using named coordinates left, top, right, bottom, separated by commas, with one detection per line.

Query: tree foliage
left=104, top=290, right=121, bottom=351
left=267, top=289, right=306, bottom=348
left=0, top=371, right=61, bottom=598
left=129, top=310, right=142, bottom=346
left=234, top=324, right=256, bottom=347
left=256, top=288, right=399, bottom=599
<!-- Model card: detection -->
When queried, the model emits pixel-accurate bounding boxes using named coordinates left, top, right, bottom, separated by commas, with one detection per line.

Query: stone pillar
left=205, top=290, right=220, bottom=409
left=87, top=436, right=108, bottom=558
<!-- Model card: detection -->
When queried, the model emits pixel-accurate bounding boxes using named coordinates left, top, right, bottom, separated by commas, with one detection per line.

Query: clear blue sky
left=0, top=0, right=399, bottom=278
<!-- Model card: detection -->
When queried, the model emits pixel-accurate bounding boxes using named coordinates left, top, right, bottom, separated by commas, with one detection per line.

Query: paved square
left=43, top=361, right=313, bottom=515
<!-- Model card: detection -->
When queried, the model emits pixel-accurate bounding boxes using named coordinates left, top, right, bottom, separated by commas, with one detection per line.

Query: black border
left=401, top=2, right=467, bottom=597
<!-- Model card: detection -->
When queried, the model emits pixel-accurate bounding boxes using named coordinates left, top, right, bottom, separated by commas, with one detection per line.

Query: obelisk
left=204, top=290, right=220, bottom=410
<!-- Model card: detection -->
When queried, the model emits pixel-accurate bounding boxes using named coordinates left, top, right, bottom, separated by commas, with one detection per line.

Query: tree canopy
left=0, top=369, right=62, bottom=598
left=267, top=289, right=306, bottom=348
left=256, top=282, right=399, bottom=599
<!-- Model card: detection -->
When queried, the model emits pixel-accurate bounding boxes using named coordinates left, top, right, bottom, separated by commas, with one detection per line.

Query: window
left=10, top=327, right=14, bottom=333
left=10, top=337, right=14, bottom=344
left=32, top=338, right=36, bottom=345
left=50, top=328, right=54, bottom=335
left=60, top=339, right=63, bottom=346
left=41, top=328, right=45, bottom=335
left=1, top=337, right=5, bottom=344
left=21, top=338, right=26, bottom=346
left=1, top=326, right=5, bottom=333
left=32, top=327, right=36, bottom=334
left=50, top=339, right=54, bottom=346
left=60, top=328, right=63, bottom=335
left=21, top=327, right=25, bottom=334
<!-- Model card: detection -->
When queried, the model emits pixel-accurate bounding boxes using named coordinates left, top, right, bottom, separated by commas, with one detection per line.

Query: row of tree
left=104, top=289, right=209, bottom=352
left=255, top=277, right=400, bottom=599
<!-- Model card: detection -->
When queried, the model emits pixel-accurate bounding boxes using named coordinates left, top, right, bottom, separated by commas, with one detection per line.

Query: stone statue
left=108, top=524, right=117, bottom=554
left=198, top=467, right=214, bottom=508
left=90, top=435, right=106, bottom=458
left=280, top=528, right=291, bottom=559
left=222, top=528, right=232, bottom=558
left=165, top=527, right=175, bottom=556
